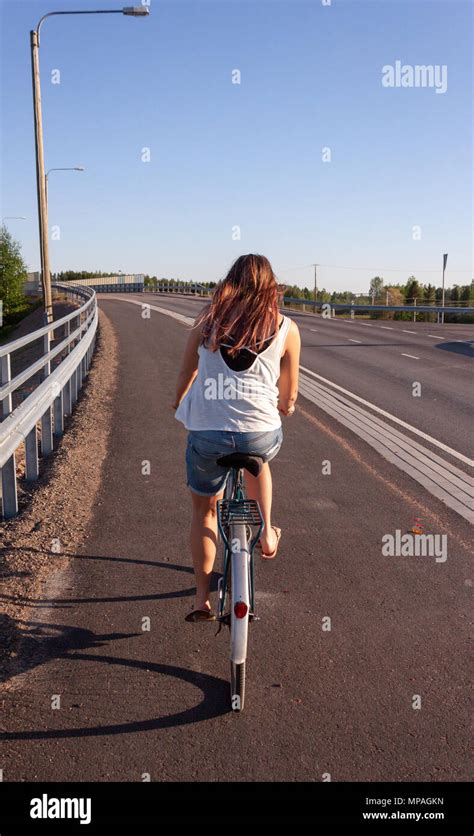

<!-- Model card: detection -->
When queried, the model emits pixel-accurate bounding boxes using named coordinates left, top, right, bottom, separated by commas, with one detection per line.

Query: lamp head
left=122, top=6, right=150, bottom=16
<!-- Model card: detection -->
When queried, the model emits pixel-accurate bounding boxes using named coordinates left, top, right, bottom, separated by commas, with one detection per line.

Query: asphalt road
left=1, top=294, right=472, bottom=781
left=140, top=292, right=474, bottom=457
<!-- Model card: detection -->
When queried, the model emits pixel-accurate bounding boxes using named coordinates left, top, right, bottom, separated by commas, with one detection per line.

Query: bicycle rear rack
left=217, top=498, right=264, bottom=555
left=217, top=499, right=263, bottom=530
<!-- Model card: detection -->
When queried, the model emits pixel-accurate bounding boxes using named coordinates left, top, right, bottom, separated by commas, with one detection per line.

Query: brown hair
left=197, top=254, right=280, bottom=356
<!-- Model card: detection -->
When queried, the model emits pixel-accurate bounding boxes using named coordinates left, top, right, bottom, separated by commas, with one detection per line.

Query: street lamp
left=45, top=166, right=85, bottom=204
left=30, top=7, right=149, bottom=323
left=2, top=216, right=27, bottom=223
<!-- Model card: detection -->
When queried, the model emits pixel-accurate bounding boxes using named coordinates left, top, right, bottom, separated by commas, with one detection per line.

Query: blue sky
left=1, top=0, right=472, bottom=292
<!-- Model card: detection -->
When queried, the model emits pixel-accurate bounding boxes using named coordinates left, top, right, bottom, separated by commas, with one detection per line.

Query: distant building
left=58, top=274, right=145, bottom=293
left=24, top=271, right=41, bottom=296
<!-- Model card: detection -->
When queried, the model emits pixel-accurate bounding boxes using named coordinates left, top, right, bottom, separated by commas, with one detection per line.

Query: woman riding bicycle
left=173, top=254, right=301, bottom=622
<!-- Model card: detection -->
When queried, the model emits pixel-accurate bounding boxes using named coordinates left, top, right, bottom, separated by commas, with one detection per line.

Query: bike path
left=1, top=298, right=471, bottom=781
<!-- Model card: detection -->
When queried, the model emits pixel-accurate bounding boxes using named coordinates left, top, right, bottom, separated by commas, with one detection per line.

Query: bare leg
left=190, top=490, right=224, bottom=610
left=244, top=462, right=278, bottom=555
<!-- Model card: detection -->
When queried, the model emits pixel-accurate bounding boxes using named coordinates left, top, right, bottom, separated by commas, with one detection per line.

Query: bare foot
left=194, top=598, right=212, bottom=612
left=259, top=526, right=281, bottom=559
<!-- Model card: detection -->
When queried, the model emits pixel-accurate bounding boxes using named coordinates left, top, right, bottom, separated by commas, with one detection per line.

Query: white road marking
left=428, top=334, right=443, bottom=339
left=299, top=364, right=473, bottom=467
left=348, top=338, right=361, bottom=343
left=359, top=323, right=373, bottom=327
left=299, top=373, right=474, bottom=523
left=309, top=328, right=319, bottom=332
left=110, top=297, right=195, bottom=326
left=402, top=330, right=417, bottom=334
left=401, top=353, right=419, bottom=360
left=380, top=326, right=394, bottom=330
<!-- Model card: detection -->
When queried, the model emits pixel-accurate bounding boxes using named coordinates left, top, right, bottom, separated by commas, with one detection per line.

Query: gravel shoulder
left=0, top=309, right=118, bottom=688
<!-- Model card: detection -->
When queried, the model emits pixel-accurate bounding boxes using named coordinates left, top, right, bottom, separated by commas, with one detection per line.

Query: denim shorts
left=185, top=426, right=283, bottom=496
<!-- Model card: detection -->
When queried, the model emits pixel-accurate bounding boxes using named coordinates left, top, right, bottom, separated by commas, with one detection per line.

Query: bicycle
left=216, top=453, right=265, bottom=712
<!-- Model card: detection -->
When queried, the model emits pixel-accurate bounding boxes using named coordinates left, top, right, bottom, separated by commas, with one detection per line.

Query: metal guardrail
left=0, top=282, right=98, bottom=519
left=143, top=288, right=473, bottom=315
left=281, top=298, right=474, bottom=315
left=147, top=282, right=210, bottom=295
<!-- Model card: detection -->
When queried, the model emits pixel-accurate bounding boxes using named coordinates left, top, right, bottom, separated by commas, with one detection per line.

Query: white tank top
left=175, top=315, right=292, bottom=431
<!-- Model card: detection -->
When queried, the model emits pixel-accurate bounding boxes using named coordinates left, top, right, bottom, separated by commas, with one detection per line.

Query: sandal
left=185, top=608, right=216, bottom=623
left=258, top=526, right=282, bottom=559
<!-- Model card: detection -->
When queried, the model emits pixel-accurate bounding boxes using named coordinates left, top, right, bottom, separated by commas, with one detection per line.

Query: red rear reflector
left=234, top=602, right=248, bottom=619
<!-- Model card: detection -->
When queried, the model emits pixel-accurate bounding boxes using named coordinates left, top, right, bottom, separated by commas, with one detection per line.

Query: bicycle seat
left=216, top=453, right=263, bottom=477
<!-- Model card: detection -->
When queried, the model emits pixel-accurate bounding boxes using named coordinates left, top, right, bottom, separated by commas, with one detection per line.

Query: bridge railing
left=280, top=298, right=474, bottom=315
left=143, top=287, right=473, bottom=316
left=0, top=283, right=98, bottom=519
left=147, top=282, right=211, bottom=295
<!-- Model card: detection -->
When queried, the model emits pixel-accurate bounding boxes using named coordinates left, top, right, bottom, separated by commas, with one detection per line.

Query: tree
left=424, top=284, right=436, bottom=303
left=0, top=224, right=27, bottom=316
left=369, top=276, right=384, bottom=300
left=405, top=276, right=420, bottom=303
left=317, top=287, right=331, bottom=303
left=423, top=283, right=436, bottom=322
left=383, top=286, right=404, bottom=319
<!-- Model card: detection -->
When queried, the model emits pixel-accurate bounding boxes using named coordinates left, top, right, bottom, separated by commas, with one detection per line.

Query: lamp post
left=2, top=216, right=27, bottom=223
left=45, top=166, right=85, bottom=206
left=30, top=6, right=149, bottom=324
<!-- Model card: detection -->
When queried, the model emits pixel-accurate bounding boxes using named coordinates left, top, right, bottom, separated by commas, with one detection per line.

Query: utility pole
left=311, top=263, right=318, bottom=314
left=441, top=253, right=448, bottom=324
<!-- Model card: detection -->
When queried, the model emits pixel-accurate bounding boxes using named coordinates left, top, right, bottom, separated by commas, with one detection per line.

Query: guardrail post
left=61, top=319, right=72, bottom=417
left=53, top=389, right=64, bottom=438
left=1, top=353, right=18, bottom=518
left=71, top=368, right=78, bottom=406
left=63, top=377, right=72, bottom=416
left=25, top=425, right=39, bottom=481
left=40, top=330, right=53, bottom=456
